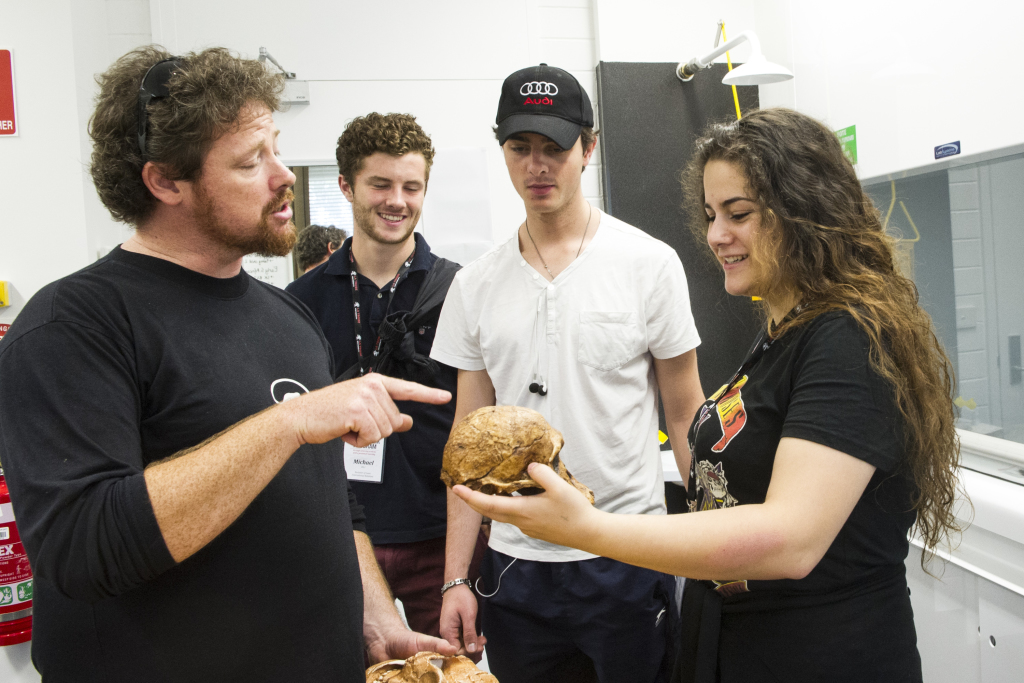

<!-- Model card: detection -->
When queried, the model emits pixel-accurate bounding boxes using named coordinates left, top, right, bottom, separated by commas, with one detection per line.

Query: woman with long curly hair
left=452, top=108, right=962, bottom=682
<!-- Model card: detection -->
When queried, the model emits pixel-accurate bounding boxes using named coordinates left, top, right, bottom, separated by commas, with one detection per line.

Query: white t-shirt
left=431, top=210, right=701, bottom=561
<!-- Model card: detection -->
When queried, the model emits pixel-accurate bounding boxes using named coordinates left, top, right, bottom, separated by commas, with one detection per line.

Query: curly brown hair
left=335, top=113, right=435, bottom=184
left=295, top=224, right=347, bottom=271
left=683, top=108, right=964, bottom=567
left=89, top=46, right=284, bottom=227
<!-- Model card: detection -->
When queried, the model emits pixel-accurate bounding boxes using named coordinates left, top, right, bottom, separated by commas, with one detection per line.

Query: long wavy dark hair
left=683, top=108, right=963, bottom=565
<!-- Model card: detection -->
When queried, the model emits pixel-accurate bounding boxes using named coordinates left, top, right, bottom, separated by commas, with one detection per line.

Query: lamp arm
left=677, top=31, right=762, bottom=81
left=258, top=47, right=296, bottom=79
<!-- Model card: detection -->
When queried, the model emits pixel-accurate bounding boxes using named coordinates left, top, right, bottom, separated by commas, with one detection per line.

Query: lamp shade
left=722, top=57, right=793, bottom=86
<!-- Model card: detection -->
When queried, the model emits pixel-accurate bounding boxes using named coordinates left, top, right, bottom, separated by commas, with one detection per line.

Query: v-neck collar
left=517, top=209, right=604, bottom=286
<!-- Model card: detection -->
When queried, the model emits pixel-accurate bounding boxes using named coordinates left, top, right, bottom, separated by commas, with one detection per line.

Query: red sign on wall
left=0, top=324, right=9, bottom=340
left=0, top=49, right=18, bottom=137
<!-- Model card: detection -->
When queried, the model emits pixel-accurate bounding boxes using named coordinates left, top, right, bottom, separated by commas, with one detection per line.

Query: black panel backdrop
left=597, top=63, right=761, bottom=512
left=597, top=62, right=763, bottom=401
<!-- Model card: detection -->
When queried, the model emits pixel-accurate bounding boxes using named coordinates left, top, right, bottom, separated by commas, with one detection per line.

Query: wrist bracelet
left=441, top=578, right=473, bottom=596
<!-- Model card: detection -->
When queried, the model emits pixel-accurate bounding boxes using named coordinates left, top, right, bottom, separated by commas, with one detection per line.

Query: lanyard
left=687, top=304, right=804, bottom=452
left=349, top=246, right=416, bottom=376
left=682, top=327, right=778, bottom=511
left=686, top=328, right=777, bottom=454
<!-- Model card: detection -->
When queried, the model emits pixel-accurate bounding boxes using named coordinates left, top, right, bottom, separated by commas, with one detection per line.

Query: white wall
left=598, top=0, right=1024, bottom=182
left=595, top=0, right=758, bottom=62
left=593, top=0, right=792, bottom=111
left=0, top=2, right=92, bottom=671
left=760, top=0, right=1024, bottom=180
left=7, top=0, right=1023, bottom=314
left=0, top=1, right=91, bottom=329
left=150, top=0, right=603, bottom=247
left=71, top=0, right=149, bottom=263
left=2, top=0, right=608, bottom=319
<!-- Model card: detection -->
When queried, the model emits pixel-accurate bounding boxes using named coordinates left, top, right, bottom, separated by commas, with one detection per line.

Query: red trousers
left=374, top=529, right=488, bottom=637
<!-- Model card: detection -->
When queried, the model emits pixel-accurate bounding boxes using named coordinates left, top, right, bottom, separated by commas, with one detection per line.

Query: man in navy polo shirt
left=287, top=113, right=486, bottom=640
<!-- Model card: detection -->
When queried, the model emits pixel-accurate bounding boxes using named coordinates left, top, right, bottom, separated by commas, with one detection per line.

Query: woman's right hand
left=452, top=463, right=602, bottom=551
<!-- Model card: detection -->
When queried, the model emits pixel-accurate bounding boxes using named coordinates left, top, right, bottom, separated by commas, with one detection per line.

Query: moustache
left=262, top=187, right=295, bottom=219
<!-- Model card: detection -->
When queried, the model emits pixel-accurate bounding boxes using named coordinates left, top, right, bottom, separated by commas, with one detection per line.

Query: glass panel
left=307, top=165, right=354, bottom=238
left=863, top=151, right=1024, bottom=451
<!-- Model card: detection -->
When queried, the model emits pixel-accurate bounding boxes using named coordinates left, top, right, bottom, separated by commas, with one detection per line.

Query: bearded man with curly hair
left=0, top=48, right=455, bottom=682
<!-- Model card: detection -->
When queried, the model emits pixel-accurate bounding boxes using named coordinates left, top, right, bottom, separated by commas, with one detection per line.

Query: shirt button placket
left=546, top=285, right=556, bottom=342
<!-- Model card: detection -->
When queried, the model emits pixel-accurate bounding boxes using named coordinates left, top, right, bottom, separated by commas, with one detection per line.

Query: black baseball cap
left=495, top=64, right=594, bottom=151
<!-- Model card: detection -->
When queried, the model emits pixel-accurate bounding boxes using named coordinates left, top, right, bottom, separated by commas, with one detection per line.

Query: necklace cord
left=525, top=203, right=593, bottom=279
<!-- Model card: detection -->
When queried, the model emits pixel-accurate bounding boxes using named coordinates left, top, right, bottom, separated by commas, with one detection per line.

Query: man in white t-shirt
left=430, top=64, right=706, bottom=682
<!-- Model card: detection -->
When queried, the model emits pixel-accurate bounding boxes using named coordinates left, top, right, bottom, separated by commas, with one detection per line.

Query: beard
left=351, top=195, right=419, bottom=246
left=193, top=183, right=297, bottom=257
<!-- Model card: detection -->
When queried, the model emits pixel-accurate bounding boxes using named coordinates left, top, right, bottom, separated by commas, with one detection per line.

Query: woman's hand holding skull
left=452, top=463, right=602, bottom=549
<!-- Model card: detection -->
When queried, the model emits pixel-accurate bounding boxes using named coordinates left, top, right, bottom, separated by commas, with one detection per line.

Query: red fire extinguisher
left=0, top=465, right=32, bottom=646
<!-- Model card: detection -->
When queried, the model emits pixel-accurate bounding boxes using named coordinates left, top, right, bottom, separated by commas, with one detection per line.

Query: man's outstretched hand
left=282, top=373, right=451, bottom=448
left=366, top=626, right=459, bottom=664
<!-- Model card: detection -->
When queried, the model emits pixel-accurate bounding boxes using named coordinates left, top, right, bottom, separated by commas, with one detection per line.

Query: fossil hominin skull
left=440, top=405, right=594, bottom=504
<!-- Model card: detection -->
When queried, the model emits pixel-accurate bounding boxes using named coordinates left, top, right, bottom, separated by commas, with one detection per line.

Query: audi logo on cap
left=520, top=81, right=558, bottom=96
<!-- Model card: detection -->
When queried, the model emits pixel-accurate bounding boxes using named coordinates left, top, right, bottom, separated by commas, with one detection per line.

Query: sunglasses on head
left=137, top=57, right=182, bottom=158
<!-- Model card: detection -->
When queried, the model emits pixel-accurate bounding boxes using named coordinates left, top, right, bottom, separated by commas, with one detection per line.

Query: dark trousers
left=375, top=530, right=488, bottom=637
left=480, top=549, right=678, bottom=683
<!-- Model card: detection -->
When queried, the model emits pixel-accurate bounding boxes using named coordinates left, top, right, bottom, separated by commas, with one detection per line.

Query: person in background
left=431, top=64, right=706, bottom=683
left=287, top=113, right=486, bottom=641
left=453, top=108, right=962, bottom=683
left=0, top=47, right=455, bottom=682
left=295, top=223, right=348, bottom=272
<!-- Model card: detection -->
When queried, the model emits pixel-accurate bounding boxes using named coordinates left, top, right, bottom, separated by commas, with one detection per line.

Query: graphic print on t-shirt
left=689, top=460, right=738, bottom=512
left=270, top=378, right=310, bottom=404
left=688, top=458, right=746, bottom=593
left=709, top=375, right=748, bottom=452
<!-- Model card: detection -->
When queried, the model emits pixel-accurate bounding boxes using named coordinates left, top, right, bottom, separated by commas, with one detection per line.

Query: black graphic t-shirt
left=687, top=311, right=917, bottom=608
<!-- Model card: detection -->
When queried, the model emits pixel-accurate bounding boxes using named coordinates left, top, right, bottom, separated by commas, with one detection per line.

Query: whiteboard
left=242, top=254, right=294, bottom=289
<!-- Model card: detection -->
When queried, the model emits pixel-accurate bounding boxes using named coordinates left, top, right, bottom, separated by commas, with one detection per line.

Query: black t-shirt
left=286, top=233, right=457, bottom=545
left=689, top=311, right=916, bottom=603
left=0, top=248, right=367, bottom=682
left=686, top=312, right=921, bottom=678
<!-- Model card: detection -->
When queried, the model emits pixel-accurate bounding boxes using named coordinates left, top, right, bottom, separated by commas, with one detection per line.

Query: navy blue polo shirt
left=286, top=233, right=457, bottom=544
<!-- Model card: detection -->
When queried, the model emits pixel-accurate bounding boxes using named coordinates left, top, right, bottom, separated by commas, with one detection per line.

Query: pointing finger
left=379, top=376, right=452, bottom=405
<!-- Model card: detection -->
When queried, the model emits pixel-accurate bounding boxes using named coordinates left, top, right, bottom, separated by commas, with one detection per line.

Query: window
left=307, top=165, right=353, bottom=237
left=863, top=146, right=1024, bottom=486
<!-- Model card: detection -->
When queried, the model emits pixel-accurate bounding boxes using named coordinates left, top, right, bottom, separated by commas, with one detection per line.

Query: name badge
left=343, top=438, right=386, bottom=483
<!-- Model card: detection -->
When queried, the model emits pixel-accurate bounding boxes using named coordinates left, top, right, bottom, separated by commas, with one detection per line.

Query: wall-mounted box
left=282, top=80, right=309, bottom=105
left=957, top=305, right=978, bottom=329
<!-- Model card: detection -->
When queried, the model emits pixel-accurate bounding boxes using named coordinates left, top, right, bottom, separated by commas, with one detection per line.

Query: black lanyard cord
left=349, top=247, right=416, bottom=376
left=686, top=328, right=778, bottom=452
left=685, top=305, right=804, bottom=480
